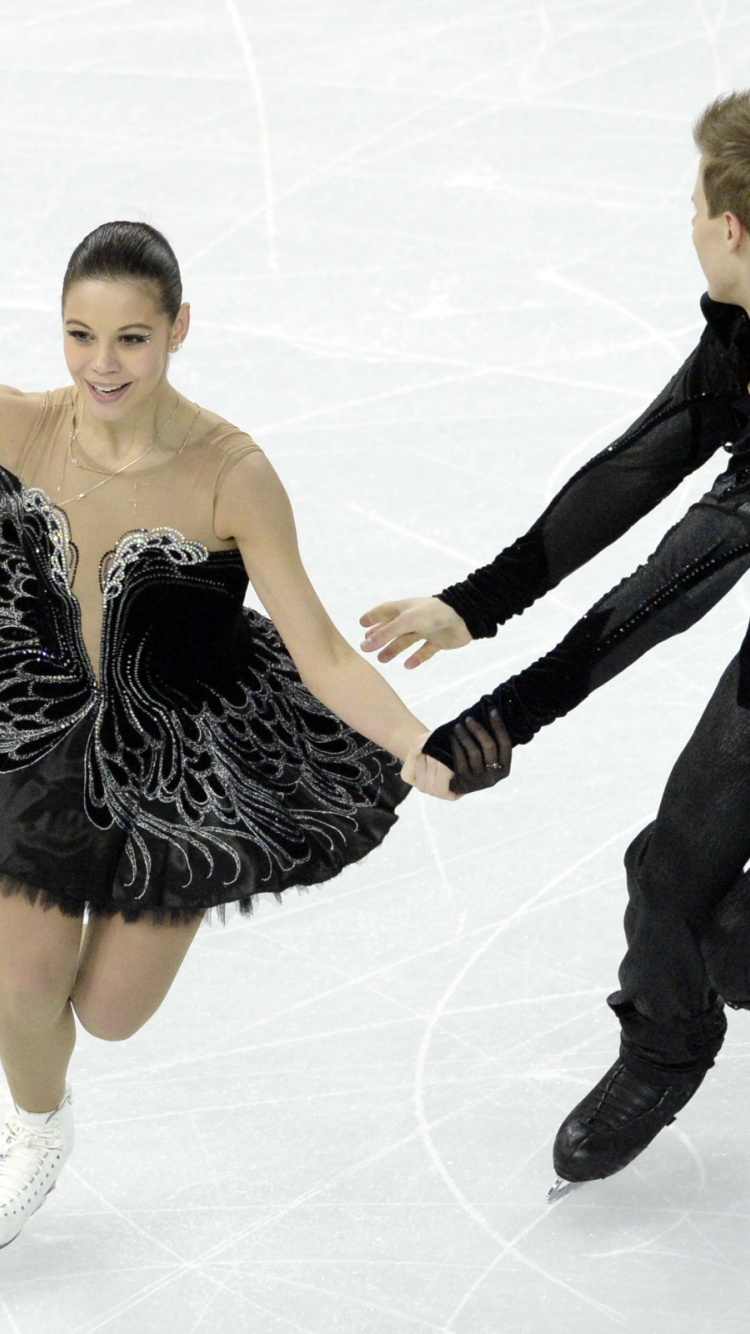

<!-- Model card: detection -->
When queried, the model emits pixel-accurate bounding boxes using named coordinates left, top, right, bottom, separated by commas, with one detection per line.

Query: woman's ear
left=170, top=302, right=191, bottom=352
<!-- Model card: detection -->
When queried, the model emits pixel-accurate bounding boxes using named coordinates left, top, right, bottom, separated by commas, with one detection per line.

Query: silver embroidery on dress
left=0, top=469, right=402, bottom=907
left=22, top=488, right=78, bottom=588
left=0, top=477, right=94, bottom=761
left=100, top=527, right=209, bottom=601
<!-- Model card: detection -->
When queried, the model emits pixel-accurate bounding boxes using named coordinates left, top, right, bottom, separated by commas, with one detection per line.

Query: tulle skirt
left=0, top=645, right=410, bottom=924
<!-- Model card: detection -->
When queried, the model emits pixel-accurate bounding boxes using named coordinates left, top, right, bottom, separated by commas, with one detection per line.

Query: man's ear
left=725, top=211, right=746, bottom=252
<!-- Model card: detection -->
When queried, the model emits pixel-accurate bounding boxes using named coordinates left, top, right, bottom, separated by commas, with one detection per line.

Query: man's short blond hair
left=694, top=91, right=750, bottom=228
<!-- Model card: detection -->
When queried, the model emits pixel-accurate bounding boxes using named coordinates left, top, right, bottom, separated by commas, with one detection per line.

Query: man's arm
left=421, top=464, right=750, bottom=769
left=363, top=316, right=740, bottom=665
left=439, top=334, right=735, bottom=634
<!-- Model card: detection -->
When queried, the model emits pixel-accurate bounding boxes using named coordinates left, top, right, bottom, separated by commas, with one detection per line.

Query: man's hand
left=360, top=596, right=471, bottom=669
left=449, top=710, right=512, bottom=794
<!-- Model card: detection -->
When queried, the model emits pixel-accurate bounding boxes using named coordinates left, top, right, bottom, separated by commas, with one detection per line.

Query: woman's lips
left=86, top=381, right=132, bottom=405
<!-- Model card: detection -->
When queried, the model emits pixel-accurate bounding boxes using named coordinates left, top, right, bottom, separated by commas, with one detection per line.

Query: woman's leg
left=0, top=896, right=200, bottom=1248
left=0, top=891, right=84, bottom=1111
left=71, top=910, right=203, bottom=1041
left=0, top=891, right=83, bottom=1246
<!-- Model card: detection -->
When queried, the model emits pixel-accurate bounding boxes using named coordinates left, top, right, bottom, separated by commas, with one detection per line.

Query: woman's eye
left=65, top=331, right=149, bottom=346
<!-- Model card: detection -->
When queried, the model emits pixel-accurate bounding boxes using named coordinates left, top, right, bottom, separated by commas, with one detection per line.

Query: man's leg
left=555, top=653, right=750, bottom=1183
left=700, top=868, right=750, bottom=1008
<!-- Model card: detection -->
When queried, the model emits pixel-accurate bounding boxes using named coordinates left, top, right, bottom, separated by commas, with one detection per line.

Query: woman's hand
left=449, top=710, right=512, bottom=794
left=360, top=596, right=471, bottom=669
left=401, top=733, right=460, bottom=800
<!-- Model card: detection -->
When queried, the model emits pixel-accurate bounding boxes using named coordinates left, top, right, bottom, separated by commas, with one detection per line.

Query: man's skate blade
left=547, top=1177, right=582, bottom=1204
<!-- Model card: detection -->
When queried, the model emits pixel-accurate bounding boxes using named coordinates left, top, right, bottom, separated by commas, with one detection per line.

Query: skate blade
left=547, top=1177, right=582, bottom=1204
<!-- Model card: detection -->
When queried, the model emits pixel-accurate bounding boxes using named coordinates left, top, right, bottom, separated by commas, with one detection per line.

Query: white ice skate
left=0, top=1087, right=74, bottom=1248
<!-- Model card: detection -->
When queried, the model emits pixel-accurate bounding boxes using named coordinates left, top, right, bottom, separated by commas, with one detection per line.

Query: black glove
left=449, top=709, right=512, bottom=795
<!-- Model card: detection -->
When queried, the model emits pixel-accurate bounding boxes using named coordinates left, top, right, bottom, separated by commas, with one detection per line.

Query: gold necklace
left=67, top=392, right=180, bottom=477
left=130, top=405, right=202, bottom=511
left=55, top=396, right=199, bottom=505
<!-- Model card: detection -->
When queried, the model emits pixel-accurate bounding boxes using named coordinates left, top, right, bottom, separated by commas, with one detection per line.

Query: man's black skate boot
left=552, top=1059, right=707, bottom=1183
left=553, top=995, right=726, bottom=1184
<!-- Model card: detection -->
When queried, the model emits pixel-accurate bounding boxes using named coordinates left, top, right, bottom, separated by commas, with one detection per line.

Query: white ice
left=1, top=1, right=750, bottom=1330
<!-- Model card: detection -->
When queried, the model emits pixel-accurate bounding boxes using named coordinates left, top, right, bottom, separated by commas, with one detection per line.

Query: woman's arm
left=214, top=450, right=456, bottom=795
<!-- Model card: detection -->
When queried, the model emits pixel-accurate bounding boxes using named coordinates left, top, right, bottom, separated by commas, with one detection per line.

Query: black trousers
left=610, top=652, right=750, bottom=1076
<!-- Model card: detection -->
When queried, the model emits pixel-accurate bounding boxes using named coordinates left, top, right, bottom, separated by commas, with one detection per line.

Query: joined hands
left=401, top=710, right=512, bottom=798
left=363, top=596, right=511, bottom=798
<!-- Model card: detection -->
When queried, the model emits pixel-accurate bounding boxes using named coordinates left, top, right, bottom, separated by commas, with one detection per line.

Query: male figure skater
left=367, top=91, right=750, bottom=1186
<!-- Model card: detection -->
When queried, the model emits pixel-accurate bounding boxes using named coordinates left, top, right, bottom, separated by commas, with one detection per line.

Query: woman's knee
left=72, top=910, right=202, bottom=1042
left=71, top=989, right=151, bottom=1042
left=0, top=964, right=73, bottom=1030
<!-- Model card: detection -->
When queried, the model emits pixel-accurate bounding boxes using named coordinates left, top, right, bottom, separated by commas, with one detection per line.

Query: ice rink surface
left=1, top=0, right=750, bottom=1329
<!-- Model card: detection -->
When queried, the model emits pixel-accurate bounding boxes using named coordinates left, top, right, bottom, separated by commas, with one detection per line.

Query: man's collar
left=701, top=292, right=750, bottom=348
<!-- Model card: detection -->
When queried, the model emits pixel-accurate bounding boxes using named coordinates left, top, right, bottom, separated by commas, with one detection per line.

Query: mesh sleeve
left=423, top=466, right=750, bottom=765
left=436, top=332, right=734, bottom=639
left=213, top=434, right=262, bottom=499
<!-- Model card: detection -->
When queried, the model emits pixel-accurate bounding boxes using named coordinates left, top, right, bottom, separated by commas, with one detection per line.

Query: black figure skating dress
left=0, top=388, right=408, bottom=921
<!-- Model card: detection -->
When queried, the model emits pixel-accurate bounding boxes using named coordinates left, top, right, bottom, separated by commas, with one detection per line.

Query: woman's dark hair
left=61, top=221, right=183, bottom=322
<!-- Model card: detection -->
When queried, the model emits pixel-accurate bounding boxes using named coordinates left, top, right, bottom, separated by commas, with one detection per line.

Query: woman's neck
left=73, top=383, right=181, bottom=465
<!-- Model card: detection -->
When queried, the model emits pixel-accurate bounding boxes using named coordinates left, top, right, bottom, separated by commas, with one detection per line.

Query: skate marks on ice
left=3, top=0, right=750, bottom=1331
left=411, top=849, right=636, bottom=1327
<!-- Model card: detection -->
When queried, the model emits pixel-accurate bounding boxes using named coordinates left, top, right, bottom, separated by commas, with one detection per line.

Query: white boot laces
left=0, top=1115, right=64, bottom=1206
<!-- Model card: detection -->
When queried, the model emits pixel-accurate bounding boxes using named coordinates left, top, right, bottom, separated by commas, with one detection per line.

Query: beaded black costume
left=0, top=387, right=408, bottom=922
left=421, top=292, right=750, bottom=1069
left=423, top=294, right=750, bottom=759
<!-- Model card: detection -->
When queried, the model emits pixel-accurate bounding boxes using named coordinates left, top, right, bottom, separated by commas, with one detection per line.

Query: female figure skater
left=0, top=220, right=456, bottom=1247
left=363, top=91, right=750, bottom=1191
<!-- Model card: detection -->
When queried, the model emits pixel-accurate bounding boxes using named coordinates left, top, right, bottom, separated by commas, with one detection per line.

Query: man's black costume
left=423, top=295, right=750, bottom=1105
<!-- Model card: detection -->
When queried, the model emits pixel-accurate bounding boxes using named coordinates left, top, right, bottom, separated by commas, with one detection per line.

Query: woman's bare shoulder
left=197, top=402, right=259, bottom=447
left=0, top=386, right=45, bottom=468
left=0, top=385, right=45, bottom=416
left=212, top=441, right=284, bottom=543
left=197, top=402, right=263, bottom=476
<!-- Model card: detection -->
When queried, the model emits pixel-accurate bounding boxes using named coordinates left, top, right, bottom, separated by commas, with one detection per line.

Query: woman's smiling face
left=63, top=279, right=186, bottom=419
